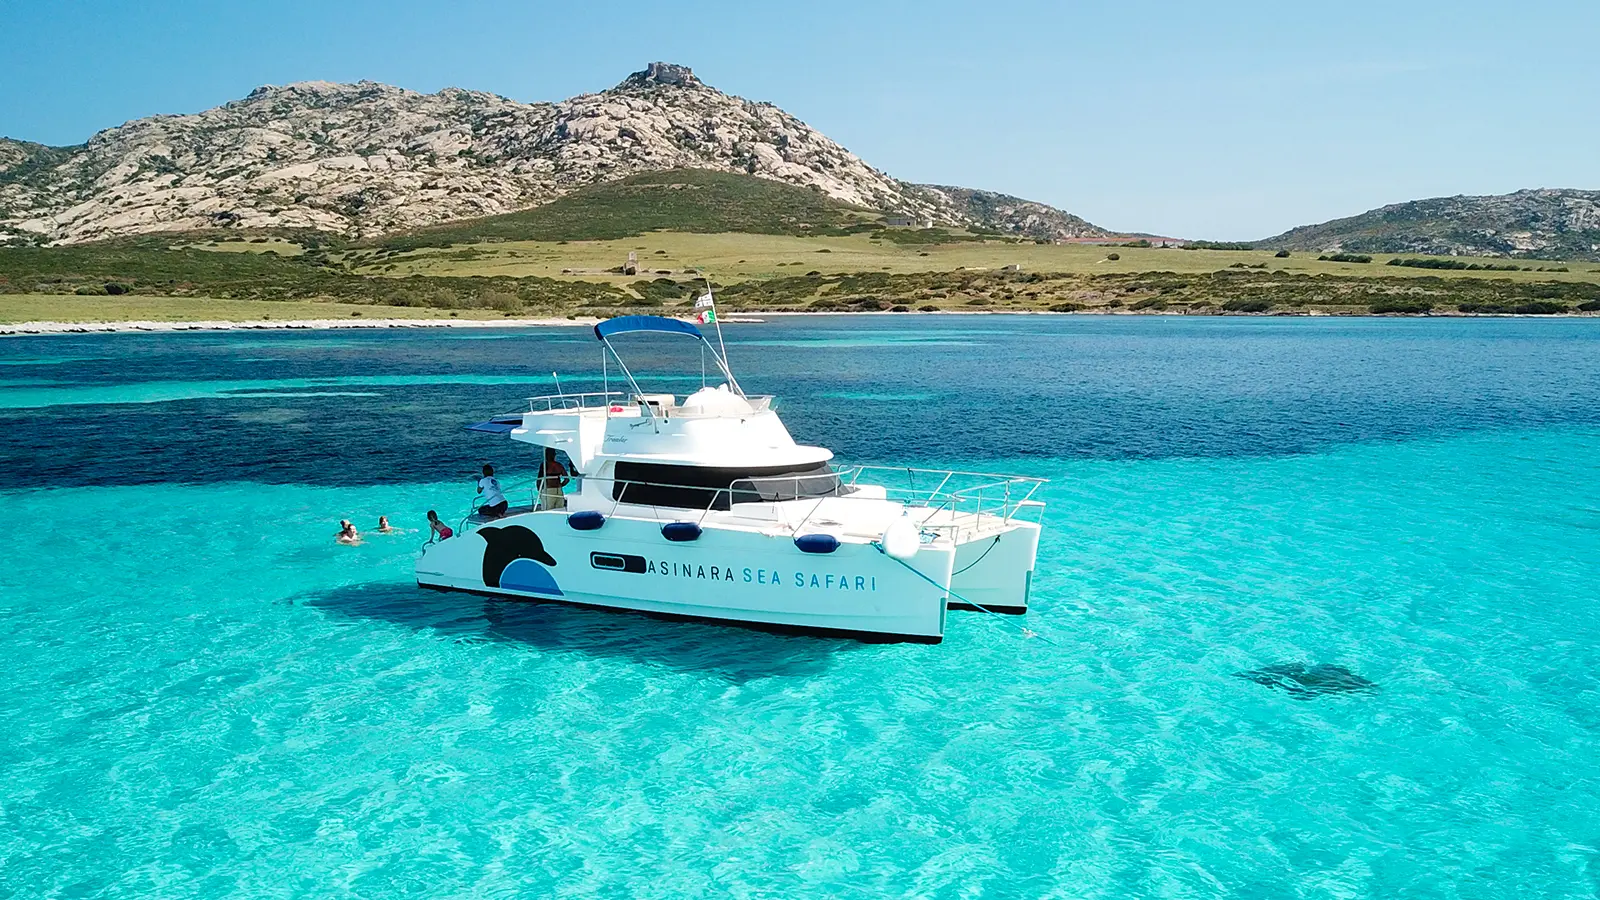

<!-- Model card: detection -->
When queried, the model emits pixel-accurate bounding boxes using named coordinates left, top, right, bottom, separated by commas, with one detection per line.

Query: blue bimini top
left=592, top=315, right=704, bottom=342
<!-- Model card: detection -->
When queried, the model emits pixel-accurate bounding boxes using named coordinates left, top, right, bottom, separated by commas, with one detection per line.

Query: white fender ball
left=881, top=518, right=920, bottom=559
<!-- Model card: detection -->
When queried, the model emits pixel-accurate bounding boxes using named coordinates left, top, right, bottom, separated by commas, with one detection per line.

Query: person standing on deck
left=539, top=448, right=570, bottom=510
left=477, top=464, right=508, bottom=517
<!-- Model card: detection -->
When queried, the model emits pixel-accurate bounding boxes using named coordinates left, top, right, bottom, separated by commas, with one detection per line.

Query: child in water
left=336, top=520, right=362, bottom=545
left=428, top=510, right=453, bottom=542
left=377, top=516, right=394, bottom=534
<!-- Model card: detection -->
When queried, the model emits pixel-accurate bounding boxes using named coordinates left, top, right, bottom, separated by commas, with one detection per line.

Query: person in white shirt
left=477, top=464, right=508, bottom=517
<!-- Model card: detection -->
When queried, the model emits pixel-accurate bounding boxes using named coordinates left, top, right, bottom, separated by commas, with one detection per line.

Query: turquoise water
left=3, top=317, right=1599, bottom=896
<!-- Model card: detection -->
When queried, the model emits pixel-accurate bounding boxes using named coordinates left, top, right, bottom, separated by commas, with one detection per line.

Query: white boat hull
left=416, top=511, right=968, bottom=642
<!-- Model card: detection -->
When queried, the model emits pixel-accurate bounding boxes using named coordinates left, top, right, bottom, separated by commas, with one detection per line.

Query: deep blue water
left=2, top=315, right=1598, bottom=897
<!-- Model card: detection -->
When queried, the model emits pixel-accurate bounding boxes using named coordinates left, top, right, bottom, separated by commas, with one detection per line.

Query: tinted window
left=612, top=462, right=843, bottom=510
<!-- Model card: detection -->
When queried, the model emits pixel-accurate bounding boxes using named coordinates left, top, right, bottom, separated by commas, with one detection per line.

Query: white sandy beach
left=0, top=316, right=604, bottom=337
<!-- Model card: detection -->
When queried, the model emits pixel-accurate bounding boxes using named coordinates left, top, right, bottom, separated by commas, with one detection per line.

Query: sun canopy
left=593, top=315, right=704, bottom=343
left=465, top=416, right=522, bottom=434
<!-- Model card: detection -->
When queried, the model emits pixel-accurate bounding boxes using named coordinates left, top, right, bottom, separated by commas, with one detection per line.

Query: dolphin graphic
left=478, top=525, right=557, bottom=588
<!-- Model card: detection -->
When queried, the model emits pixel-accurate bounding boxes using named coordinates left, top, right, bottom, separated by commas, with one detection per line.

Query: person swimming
left=336, top=519, right=362, bottom=545
left=377, top=516, right=394, bottom=534
left=428, top=510, right=453, bottom=541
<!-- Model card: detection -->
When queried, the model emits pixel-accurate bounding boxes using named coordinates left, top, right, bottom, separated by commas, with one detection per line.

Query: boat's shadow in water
left=302, top=581, right=861, bottom=682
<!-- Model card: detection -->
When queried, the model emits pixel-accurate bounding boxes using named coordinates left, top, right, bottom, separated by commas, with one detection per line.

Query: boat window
left=612, top=462, right=843, bottom=510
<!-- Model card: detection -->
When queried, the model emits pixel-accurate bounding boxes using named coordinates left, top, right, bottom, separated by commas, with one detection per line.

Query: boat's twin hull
left=415, top=512, right=991, bottom=641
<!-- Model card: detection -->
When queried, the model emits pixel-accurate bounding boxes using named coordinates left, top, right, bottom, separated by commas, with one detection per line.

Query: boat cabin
left=474, top=315, right=844, bottom=516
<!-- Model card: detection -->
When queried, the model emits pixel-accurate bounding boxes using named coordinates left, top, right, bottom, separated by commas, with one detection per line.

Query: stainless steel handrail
left=518, top=391, right=779, bottom=417
left=450, top=467, right=1046, bottom=541
left=523, top=391, right=627, bottom=412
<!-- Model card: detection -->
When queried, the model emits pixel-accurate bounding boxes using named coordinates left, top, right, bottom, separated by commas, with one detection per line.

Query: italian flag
left=694, top=290, right=716, bottom=324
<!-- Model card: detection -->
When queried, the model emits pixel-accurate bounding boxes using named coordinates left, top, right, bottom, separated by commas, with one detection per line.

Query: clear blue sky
left=2, top=0, right=1595, bottom=239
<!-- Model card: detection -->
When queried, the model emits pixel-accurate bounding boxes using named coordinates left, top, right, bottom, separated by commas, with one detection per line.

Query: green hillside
left=0, top=237, right=623, bottom=309
left=1260, top=189, right=1600, bottom=261
left=368, top=169, right=881, bottom=251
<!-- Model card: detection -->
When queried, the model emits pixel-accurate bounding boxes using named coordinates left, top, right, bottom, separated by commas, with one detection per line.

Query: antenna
left=552, top=371, right=565, bottom=400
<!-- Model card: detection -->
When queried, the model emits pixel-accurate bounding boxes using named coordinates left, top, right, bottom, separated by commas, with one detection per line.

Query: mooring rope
left=950, top=535, right=1001, bottom=577
left=871, top=541, right=1055, bottom=645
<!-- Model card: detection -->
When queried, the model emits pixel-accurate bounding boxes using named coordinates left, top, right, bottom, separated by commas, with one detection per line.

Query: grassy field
left=351, top=232, right=1600, bottom=288
left=0, top=294, right=533, bottom=324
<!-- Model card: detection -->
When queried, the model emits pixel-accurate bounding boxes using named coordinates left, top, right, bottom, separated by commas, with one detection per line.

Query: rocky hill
left=1260, top=189, right=1600, bottom=261
left=0, top=62, right=1109, bottom=246
left=914, top=184, right=1105, bottom=242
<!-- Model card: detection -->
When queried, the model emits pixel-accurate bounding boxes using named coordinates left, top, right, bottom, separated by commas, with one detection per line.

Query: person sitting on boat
left=377, top=516, right=394, bottom=534
left=427, top=510, right=452, bottom=541
left=477, top=464, right=509, bottom=517
left=538, top=448, right=570, bottom=511
left=336, top=520, right=361, bottom=545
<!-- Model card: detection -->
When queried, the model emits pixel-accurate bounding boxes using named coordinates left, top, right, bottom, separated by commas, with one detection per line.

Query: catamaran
left=415, top=313, right=1046, bottom=642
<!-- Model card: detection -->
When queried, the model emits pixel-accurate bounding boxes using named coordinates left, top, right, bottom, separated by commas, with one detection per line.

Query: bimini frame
left=592, top=316, right=747, bottom=420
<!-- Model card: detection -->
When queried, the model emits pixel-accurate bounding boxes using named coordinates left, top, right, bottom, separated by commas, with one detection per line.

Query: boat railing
left=519, top=391, right=778, bottom=419
left=446, top=466, right=1045, bottom=542
left=522, top=391, right=628, bottom=412
left=780, top=465, right=1046, bottom=537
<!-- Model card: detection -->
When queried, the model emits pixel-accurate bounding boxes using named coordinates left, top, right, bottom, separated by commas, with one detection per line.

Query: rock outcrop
left=0, top=63, right=1109, bottom=245
left=914, top=184, right=1107, bottom=241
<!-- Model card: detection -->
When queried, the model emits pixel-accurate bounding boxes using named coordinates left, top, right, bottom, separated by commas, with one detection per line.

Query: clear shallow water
left=2, top=316, right=1599, bottom=897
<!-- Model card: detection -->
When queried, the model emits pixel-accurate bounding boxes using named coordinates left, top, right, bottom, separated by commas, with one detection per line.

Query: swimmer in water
left=336, top=519, right=362, bottom=545
left=377, top=516, right=394, bottom=534
left=428, top=510, right=453, bottom=541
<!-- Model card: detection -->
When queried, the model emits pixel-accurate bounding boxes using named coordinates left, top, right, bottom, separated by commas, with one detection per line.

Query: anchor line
left=871, top=542, right=1056, bottom=645
left=950, top=535, right=1001, bottom=577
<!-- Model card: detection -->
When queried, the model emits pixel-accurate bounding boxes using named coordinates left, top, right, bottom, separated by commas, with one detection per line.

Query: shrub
left=890, top=305, right=910, bottom=312
left=1388, top=257, right=1522, bottom=271
left=1222, top=299, right=1272, bottom=313
left=1274, top=249, right=1291, bottom=258
left=481, top=290, right=523, bottom=312
left=1369, top=299, right=1433, bottom=314
left=1458, top=301, right=1569, bottom=314
left=1129, top=297, right=1167, bottom=311
left=74, top=284, right=108, bottom=296
left=1106, top=252, right=1120, bottom=261
left=1048, top=302, right=1083, bottom=312
left=966, top=298, right=992, bottom=306
left=1578, top=300, right=1600, bottom=312
left=1318, top=252, right=1373, bottom=263
left=1514, top=301, right=1568, bottom=314
left=919, top=304, right=939, bottom=312
left=103, top=282, right=130, bottom=295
